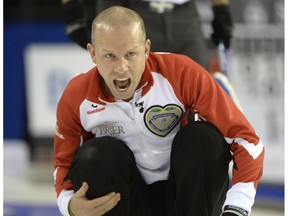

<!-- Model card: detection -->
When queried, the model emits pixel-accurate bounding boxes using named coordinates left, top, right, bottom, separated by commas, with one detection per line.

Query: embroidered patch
left=144, top=104, right=183, bottom=137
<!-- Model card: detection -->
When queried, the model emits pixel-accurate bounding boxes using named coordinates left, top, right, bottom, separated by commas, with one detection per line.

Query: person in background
left=54, top=6, right=264, bottom=216
left=60, top=0, right=233, bottom=70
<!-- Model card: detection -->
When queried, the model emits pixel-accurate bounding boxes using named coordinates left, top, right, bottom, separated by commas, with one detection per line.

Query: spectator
left=60, top=0, right=233, bottom=69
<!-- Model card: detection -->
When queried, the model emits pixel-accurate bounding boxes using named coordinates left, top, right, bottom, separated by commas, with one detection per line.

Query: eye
left=126, top=52, right=136, bottom=58
left=105, top=53, right=115, bottom=58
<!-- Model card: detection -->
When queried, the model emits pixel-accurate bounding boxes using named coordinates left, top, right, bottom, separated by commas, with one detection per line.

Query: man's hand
left=62, top=0, right=91, bottom=49
left=211, top=5, right=233, bottom=49
left=69, top=182, right=121, bottom=216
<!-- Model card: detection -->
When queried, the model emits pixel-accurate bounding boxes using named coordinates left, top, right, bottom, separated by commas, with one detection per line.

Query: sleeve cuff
left=223, top=182, right=256, bottom=215
left=57, top=190, right=74, bottom=216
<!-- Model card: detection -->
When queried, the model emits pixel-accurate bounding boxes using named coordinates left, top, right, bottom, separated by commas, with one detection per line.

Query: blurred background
left=3, top=0, right=285, bottom=215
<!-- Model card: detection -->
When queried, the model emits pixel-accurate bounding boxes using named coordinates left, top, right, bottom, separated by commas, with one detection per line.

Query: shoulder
left=148, top=52, right=202, bottom=72
left=67, top=67, right=96, bottom=89
left=59, top=67, right=98, bottom=106
left=149, top=52, right=192, bottom=64
left=65, top=67, right=97, bottom=94
left=147, top=52, right=206, bottom=79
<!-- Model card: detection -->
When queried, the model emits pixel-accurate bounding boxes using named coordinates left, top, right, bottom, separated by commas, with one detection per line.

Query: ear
left=87, top=43, right=97, bottom=64
left=145, top=39, right=151, bottom=59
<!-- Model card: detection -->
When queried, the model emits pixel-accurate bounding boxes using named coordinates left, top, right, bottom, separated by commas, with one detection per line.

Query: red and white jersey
left=54, top=52, right=264, bottom=215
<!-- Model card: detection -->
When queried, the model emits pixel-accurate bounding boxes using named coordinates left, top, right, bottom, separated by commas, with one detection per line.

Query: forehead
left=94, top=23, right=144, bottom=51
left=94, top=22, right=143, bottom=40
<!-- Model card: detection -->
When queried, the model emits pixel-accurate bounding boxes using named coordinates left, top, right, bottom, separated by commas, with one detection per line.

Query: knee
left=74, top=136, right=134, bottom=167
left=172, top=122, right=231, bottom=161
left=174, top=121, right=223, bottom=147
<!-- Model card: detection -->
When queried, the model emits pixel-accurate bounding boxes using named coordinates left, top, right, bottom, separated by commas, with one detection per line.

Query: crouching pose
left=54, top=6, right=264, bottom=216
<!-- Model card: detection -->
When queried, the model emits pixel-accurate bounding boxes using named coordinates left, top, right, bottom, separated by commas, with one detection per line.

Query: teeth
left=117, top=87, right=127, bottom=92
left=115, top=78, right=129, bottom=81
left=113, top=78, right=131, bottom=92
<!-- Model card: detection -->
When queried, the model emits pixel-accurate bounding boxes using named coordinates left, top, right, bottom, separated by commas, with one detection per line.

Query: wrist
left=211, top=0, right=229, bottom=6
left=221, top=205, right=249, bottom=216
left=212, top=5, right=230, bottom=15
left=68, top=200, right=75, bottom=216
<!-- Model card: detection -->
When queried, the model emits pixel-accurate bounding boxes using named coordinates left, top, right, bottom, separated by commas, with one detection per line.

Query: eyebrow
left=100, top=48, right=113, bottom=53
left=101, top=45, right=140, bottom=53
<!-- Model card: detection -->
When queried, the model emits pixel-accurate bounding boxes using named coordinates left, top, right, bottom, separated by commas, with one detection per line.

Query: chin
left=117, top=93, right=133, bottom=101
left=121, top=96, right=133, bottom=101
left=113, top=89, right=134, bottom=101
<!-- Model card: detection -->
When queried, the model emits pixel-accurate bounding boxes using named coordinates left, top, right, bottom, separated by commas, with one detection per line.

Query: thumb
left=75, top=182, right=89, bottom=198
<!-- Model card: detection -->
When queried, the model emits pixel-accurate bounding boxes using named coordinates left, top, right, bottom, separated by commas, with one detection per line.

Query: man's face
left=88, top=23, right=150, bottom=101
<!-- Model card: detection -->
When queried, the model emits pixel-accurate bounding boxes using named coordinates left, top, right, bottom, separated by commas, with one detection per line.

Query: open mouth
left=113, top=78, right=131, bottom=92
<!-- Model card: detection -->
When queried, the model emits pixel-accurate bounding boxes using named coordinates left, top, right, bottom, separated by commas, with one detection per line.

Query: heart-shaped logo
left=144, top=104, right=183, bottom=137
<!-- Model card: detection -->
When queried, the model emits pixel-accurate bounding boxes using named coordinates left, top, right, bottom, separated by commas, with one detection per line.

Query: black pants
left=66, top=121, right=232, bottom=216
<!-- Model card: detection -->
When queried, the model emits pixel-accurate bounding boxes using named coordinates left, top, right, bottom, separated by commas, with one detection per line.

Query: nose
left=114, top=57, right=128, bottom=73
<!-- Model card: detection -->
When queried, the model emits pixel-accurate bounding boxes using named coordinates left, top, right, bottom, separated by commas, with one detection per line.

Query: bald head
left=91, top=6, right=146, bottom=44
left=86, top=6, right=151, bottom=101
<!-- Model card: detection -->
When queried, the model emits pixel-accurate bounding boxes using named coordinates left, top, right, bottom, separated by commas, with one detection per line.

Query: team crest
left=144, top=104, right=183, bottom=137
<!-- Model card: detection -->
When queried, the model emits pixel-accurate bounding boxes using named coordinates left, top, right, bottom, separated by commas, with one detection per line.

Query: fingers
left=95, top=193, right=121, bottom=216
left=71, top=182, right=121, bottom=216
left=74, top=182, right=89, bottom=198
left=90, top=192, right=120, bottom=206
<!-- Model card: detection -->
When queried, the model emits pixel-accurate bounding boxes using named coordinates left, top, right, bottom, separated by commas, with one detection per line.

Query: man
left=61, top=0, right=233, bottom=69
left=54, top=6, right=264, bottom=216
